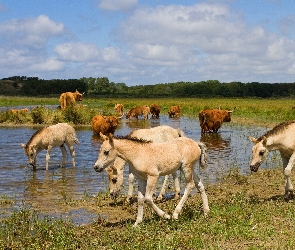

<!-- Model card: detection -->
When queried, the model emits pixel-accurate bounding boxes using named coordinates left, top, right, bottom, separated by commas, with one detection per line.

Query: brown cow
left=168, top=105, right=180, bottom=118
left=150, top=103, right=160, bottom=118
left=114, top=104, right=124, bottom=118
left=91, top=115, right=119, bottom=136
left=125, top=105, right=150, bottom=120
left=198, top=108, right=235, bottom=133
left=59, top=89, right=84, bottom=110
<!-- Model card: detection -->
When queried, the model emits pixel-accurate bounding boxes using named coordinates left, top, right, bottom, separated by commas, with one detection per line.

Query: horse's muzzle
left=94, top=164, right=103, bottom=172
left=250, top=163, right=260, bottom=172
left=110, top=190, right=120, bottom=199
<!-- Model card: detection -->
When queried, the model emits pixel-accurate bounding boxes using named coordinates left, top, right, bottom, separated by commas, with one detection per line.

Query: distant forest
left=1, top=75, right=295, bottom=98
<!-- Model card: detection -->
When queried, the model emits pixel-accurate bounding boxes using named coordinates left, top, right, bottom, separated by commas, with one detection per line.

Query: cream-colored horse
left=105, top=126, right=188, bottom=201
left=250, top=120, right=295, bottom=198
left=21, top=123, right=79, bottom=170
left=94, top=133, right=209, bottom=227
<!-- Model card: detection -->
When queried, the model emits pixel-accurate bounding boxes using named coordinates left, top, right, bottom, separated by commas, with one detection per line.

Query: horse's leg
left=157, top=175, right=168, bottom=201
left=193, top=171, right=209, bottom=215
left=172, top=172, right=181, bottom=199
left=126, top=172, right=134, bottom=203
left=172, top=166, right=195, bottom=220
left=144, top=175, right=170, bottom=219
left=67, top=143, right=76, bottom=167
left=281, top=154, right=294, bottom=197
left=45, top=146, right=52, bottom=171
left=59, top=144, right=67, bottom=167
left=133, top=179, right=146, bottom=227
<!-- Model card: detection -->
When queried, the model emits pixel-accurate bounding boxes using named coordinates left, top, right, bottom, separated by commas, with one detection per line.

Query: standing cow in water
left=249, top=120, right=295, bottom=199
left=59, top=90, right=84, bottom=110
left=125, top=105, right=150, bottom=120
left=150, top=104, right=161, bottom=118
left=198, top=108, right=235, bottom=133
left=21, top=123, right=79, bottom=170
left=168, top=105, right=180, bottom=118
left=114, top=104, right=124, bottom=118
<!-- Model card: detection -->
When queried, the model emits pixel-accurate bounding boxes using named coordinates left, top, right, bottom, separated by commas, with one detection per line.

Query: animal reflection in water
left=94, top=133, right=209, bottom=227
left=104, top=126, right=187, bottom=202
left=249, top=120, right=295, bottom=198
left=200, top=132, right=230, bottom=150
left=21, top=123, right=79, bottom=170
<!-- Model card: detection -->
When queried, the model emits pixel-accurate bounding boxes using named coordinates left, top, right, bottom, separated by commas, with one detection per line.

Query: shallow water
left=0, top=115, right=280, bottom=224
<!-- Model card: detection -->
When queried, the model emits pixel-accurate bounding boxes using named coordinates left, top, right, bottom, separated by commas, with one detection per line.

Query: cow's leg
left=173, top=165, right=195, bottom=219
left=144, top=175, right=170, bottom=220
left=281, top=154, right=294, bottom=198
left=59, top=144, right=67, bottom=167
left=45, top=146, right=53, bottom=171
left=126, top=172, right=134, bottom=203
left=193, top=171, right=209, bottom=215
left=134, top=179, right=146, bottom=227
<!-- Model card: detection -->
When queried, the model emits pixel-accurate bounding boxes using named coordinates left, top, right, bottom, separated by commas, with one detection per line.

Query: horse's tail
left=198, top=142, right=208, bottom=169
left=176, top=129, right=186, bottom=137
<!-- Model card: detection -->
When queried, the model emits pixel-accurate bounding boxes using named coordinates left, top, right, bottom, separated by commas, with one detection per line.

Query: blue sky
left=0, top=0, right=295, bottom=86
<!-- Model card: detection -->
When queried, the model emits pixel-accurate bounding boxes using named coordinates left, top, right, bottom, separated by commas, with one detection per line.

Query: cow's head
left=74, top=89, right=84, bottom=101
left=223, top=107, right=236, bottom=122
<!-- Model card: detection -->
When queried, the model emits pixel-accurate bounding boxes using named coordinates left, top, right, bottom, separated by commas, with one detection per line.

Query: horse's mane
left=25, top=126, right=48, bottom=148
left=258, top=120, right=295, bottom=141
left=115, top=135, right=152, bottom=143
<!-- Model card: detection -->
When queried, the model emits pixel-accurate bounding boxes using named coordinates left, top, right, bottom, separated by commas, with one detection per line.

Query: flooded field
left=0, top=115, right=281, bottom=224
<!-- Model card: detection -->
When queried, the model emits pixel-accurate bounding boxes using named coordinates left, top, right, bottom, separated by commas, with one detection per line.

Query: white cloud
left=0, top=15, right=64, bottom=48
left=29, top=58, right=64, bottom=72
left=55, top=42, right=101, bottom=62
left=99, top=0, right=137, bottom=12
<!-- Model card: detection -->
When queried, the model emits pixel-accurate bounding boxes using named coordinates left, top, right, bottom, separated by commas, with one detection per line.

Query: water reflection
left=0, top=115, right=279, bottom=224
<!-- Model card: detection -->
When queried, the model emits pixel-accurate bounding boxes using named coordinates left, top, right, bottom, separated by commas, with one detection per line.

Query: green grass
left=1, top=96, right=295, bottom=126
left=1, top=168, right=294, bottom=249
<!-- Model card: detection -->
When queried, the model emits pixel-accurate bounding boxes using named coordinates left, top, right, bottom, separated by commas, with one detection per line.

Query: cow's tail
left=176, top=129, right=186, bottom=137
left=198, top=142, right=208, bottom=169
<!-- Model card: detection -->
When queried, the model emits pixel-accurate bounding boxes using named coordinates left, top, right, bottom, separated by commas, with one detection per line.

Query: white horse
left=94, top=133, right=209, bottom=227
left=249, top=120, right=295, bottom=198
left=21, top=123, right=79, bottom=170
left=106, top=126, right=189, bottom=201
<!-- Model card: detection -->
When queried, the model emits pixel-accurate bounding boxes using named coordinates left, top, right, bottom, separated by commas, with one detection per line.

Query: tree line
left=1, top=76, right=295, bottom=98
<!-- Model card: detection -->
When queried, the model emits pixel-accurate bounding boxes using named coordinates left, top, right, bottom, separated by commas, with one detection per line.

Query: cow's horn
left=229, top=107, right=236, bottom=113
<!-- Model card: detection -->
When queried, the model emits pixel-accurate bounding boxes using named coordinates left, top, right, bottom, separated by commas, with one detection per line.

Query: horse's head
left=94, top=133, right=117, bottom=172
left=106, top=160, right=125, bottom=198
left=249, top=136, right=269, bottom=172
left=21, top=143, right=37, bottom=168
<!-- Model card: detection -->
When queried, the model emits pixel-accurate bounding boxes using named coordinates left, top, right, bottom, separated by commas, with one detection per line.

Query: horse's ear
left=262, top=136, right=267, bottom=146
left=21, top=143, right=26, bottom=149
left=109, top=133, right=114, bottom=142
left=249, top=136, right=258, bottom=144
left=100, top=132, right=108, bottom=141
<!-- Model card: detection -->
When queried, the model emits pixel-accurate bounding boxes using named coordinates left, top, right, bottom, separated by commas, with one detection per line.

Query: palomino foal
left=94, top=133, right=209, bottom=227
left=106, top=125, right=187, bottom=201
left=21, top=123, right=79, bottom=170
left=249, top=120, right=295, bottom=198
